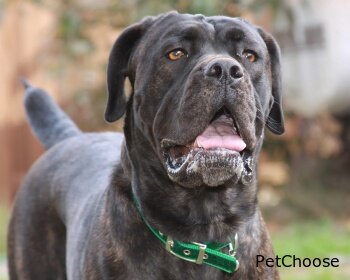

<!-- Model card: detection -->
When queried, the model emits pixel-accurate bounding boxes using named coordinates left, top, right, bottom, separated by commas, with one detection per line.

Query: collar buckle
left=192, top=242, right=207, bottom=264
left=166, top=237, right=208, bottom=264
left=166, top=236, right=198, bottom=263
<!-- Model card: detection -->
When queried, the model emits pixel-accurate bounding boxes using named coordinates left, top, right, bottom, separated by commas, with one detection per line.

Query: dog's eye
left=242, top=50, right=257, bottom=62
left=167, top=49, right=188, bottom=61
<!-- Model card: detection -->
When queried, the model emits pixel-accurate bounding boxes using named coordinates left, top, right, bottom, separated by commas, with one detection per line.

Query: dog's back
left=8, top=84, right=123, bottom=279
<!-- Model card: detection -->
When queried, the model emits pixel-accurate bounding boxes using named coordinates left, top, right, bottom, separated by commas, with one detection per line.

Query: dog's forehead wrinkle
left=207, top=16, right=248, bottom=32
left=206, top=16, right=266, bottom=49
left=224, top=27, right=246, bottom=41
left=160, top=21, right=216, bottom=44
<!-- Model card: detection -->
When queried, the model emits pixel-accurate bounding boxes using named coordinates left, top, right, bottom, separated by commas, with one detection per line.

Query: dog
left=8, top=12, right=284, bottom=279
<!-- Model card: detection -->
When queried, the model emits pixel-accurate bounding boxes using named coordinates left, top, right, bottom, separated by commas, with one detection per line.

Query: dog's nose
left=205, top=59, right=243, bottom=80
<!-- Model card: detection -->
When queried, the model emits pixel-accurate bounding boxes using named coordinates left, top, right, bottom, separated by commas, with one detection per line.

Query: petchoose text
left=256, top=255, right=340, bottom=268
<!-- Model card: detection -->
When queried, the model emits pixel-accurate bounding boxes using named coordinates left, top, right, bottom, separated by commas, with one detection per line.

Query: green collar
left=132, top=194, right=239, bottom=274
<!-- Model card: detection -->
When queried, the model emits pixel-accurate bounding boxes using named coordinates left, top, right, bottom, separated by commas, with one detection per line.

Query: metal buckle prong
left=192, top=242, right=207, bottom=264
left=229, top=233, right=238, bottom=256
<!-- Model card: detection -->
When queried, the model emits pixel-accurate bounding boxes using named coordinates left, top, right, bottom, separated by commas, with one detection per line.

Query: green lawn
left=271, top=219, right=350, bottom=279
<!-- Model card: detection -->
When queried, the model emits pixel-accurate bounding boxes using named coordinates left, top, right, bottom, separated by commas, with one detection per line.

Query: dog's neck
left=108, top=160, right=269, bottom=277
left=120, top=140, right=259, bottom=244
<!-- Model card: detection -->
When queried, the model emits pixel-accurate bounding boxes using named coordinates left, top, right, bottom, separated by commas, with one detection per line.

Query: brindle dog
left=8, top=12, right=284, bottom=279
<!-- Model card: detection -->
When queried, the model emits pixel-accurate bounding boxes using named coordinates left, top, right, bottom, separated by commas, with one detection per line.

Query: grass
left=0, top=206, right=9, bottom=280
left=271, top=219, right=350, bottom=279
left=278, top=267, right=349, bottom=280
left=0, top=206, right=9, bottom=257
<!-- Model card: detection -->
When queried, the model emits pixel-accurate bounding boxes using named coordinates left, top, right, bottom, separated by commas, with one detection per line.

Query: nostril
left=230, top=65, right=243, bottom=79
left=207, top=64, right=222, bottom=78
left=213, top=65, right=222, bottom=78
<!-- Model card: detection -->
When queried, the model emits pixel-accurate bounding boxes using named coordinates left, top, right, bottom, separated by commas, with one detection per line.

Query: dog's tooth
left=195, top=139, right=203, bottom=148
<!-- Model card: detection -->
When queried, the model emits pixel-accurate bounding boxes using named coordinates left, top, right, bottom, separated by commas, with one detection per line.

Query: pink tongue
left=194, top=115, right=246, bottom=152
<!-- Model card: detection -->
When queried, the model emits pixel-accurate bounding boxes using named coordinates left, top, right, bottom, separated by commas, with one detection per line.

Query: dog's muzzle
left=162, top=107, right=255, bottom=187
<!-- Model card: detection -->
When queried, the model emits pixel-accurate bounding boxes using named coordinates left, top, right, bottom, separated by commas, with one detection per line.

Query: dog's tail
left=22, top=80, right=81, bottom=149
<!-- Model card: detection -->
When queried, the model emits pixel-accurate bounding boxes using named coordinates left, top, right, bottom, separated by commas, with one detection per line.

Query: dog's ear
left=257, top=28, right=285, bottom=135
left=105, top=17, right=155, bottom=122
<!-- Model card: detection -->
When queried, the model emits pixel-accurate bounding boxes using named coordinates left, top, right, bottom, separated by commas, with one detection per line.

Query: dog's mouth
left=162, top=108, right=254, bottom=187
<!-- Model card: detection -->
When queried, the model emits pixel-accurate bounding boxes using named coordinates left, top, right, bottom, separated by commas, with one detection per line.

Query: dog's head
left=106, top=12, right=284, bottom=189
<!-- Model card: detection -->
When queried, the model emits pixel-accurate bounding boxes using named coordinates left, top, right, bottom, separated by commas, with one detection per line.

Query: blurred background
left=0, top=0, right=349, bottom=279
